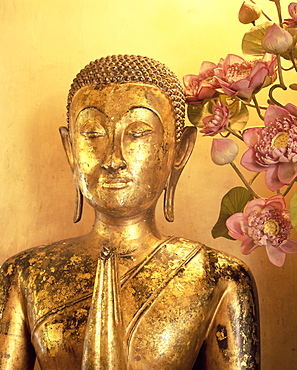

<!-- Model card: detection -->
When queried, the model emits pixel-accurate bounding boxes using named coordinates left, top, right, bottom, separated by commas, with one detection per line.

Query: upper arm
left=195, top=263, right=260, bottom=369
left=0, top=262, right=36, bottom=369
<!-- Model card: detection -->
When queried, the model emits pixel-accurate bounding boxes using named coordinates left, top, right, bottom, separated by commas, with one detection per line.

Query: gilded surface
left=0, top=238, right=259, bottom=369
left=0, top=56, right=260, bottom=369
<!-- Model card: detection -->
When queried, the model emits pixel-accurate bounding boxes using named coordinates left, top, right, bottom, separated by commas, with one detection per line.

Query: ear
left=59, top=126, right=83, bottom=223
left=164, top=126, right=197, bottom=222
left=59, top=126, right=74, bottom=172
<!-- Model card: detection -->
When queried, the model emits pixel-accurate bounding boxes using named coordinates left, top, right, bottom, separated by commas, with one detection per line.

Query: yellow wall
left=1, top=0, right=296, bottom=368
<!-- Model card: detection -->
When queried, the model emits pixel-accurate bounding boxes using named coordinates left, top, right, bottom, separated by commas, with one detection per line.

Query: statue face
left=69, top=83, right=176, bottom=217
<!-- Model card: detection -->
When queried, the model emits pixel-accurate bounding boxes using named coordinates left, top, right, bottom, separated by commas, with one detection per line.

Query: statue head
left=60, top=55, right=196, bottom=222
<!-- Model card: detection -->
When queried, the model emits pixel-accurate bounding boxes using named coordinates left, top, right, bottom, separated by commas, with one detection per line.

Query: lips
left=99, top=177, right=132, bottom=189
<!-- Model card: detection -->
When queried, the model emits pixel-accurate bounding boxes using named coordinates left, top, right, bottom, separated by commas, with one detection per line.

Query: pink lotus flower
left=213, top=54, right=277, bottom=102
left=200, top=101, right=230, bottom=136
left=183, top=61, right=220, bottom=104
left=241, top=103, right=297, bottom=191
left=211, top=138, right=239, bottom=165
left=226, top=194, right=297, bottom=267
left=283, top=3, right=297, bottom=27
left=262, top=23, right=293, bottom=54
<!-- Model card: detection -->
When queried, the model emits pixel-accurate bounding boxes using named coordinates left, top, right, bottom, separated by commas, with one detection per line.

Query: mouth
left=100, top=177, right=133, bottom=190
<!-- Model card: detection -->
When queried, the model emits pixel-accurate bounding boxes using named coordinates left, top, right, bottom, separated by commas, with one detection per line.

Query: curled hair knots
left=67, top=55, right=185, bottom=141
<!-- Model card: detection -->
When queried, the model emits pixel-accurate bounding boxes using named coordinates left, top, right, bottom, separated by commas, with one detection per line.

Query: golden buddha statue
left=0, top=55, right=260, bottom=369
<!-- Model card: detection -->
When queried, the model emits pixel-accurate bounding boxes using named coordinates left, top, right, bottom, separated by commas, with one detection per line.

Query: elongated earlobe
left=59, top=126, right=83, bottom=223
left=74, top=184, right=83, bottom=223
left=59, top=126, right=74, bottom=170
left=164, top=126, right=197, bottom=222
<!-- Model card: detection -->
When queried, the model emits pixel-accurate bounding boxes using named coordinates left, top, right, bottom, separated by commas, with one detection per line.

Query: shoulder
left=0, top=237, right=96, bottom=318
left=202, top=243, right=253, bottom=278
left=171, top=236, right=255, bottom=287
left=202, top=244, right=257, bottom=295
left=1, top=235, right=95, bottom=282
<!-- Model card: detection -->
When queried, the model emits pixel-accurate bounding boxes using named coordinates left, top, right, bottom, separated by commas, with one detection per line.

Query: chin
left=87, top=198, right=157, bottom=219
left=83, top=187, right=162, bottom=217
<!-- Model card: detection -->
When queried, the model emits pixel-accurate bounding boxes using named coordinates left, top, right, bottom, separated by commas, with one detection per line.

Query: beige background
left=1, top=0, right=297, bottom=368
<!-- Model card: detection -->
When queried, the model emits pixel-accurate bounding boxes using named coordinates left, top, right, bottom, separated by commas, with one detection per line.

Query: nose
left=101, top=134, right=127, bottom=173
left=101, top=157, right=127, bottom=173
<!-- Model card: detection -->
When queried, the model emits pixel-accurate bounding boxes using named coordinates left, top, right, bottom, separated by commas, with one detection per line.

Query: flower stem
left=230, top=162, right=260, bottom=198
left=283, top=181, right=296, bottom=197
left=250, top=0, right=273, bottom=21
left=268, top=84, right=286, bottom=107
left=225, top=126, right=244, bottom=141
left=289, top=51, right=297, bottom=72
left=246, top=102, right=268, bottom=110
left=249, top=172, right=260, bottom=185
left=252, top=95, right=264, bottom=120
left=281, top=64, right=295, bottom=72
left=277, top=54, right=286, bottom=89
left=273, top=0, right=283, bottom=26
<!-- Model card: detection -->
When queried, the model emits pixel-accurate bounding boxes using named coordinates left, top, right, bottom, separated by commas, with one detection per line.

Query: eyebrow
left=128, top=106, right=162, bottom=123
left=77, top=106, right=107, bottom=119
left=76, top=105, right=162, bottom=123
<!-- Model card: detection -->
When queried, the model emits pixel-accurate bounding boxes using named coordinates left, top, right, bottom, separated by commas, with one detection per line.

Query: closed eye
left=126, top=121, right=154, bottom=138
left=81, top=130, right=106, bottom=138
left=128, top=129, right=154, bottom=138
left=80, top=121, right=106, bottom=139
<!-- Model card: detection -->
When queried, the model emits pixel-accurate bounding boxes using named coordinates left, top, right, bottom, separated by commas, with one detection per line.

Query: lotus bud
left=238, top=1, right=261, bottom=24
left=211, top=138, right=239, bottom=166
left=262, top=23, right=293, bottom=54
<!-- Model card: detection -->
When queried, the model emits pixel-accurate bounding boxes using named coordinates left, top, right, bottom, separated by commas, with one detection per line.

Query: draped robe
left=0, top=236, right=259, bottom=369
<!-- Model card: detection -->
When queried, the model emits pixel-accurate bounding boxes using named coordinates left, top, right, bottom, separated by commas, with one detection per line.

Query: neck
left=87, top=207, right=166, bottom=257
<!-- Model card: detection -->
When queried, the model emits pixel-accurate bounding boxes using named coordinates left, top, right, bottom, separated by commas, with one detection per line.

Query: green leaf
left=212, top=187, right=253, bottom=240
left=225, top=97, right=249, bottom=131
left=242, top=21, right=273, bottom=55
left=290, top=191, right=297, bottom=232
left=187, top=103, right=212, bottom=127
